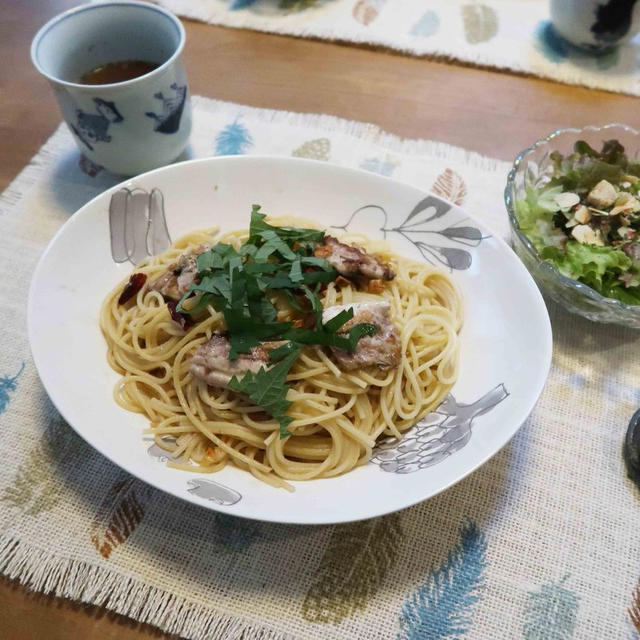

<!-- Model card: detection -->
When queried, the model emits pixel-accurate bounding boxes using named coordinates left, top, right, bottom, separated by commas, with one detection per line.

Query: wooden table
left=1, top=1, right=638, bottom=637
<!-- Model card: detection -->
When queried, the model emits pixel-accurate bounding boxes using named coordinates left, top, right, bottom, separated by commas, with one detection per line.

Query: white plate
left=28, top=156, right=552, bottom=524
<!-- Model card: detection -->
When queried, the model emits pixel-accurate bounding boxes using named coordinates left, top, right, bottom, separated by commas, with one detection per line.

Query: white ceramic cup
left=550, top=0, right=640, bottom=51
left=31, top=1, right=192, bottom=176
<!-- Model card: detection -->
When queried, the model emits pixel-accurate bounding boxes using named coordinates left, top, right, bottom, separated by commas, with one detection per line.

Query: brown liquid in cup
left=79, top=60, right=159, bottom=85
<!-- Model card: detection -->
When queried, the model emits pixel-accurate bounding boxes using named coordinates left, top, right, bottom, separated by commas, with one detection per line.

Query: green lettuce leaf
left=547, top=139, right=631, bottom=192
left=541, top=241, right=632, bottom=293
left=515, top=186, right=565, bottom=252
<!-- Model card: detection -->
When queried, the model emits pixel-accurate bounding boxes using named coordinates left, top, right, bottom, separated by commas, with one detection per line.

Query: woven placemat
left=1, top=95, right=640, bottom=639
left=150, top=0, right=640, bottom=97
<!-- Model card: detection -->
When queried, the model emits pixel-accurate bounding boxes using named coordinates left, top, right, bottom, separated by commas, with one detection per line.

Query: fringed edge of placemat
left=0, top=533, right=301, bottom=640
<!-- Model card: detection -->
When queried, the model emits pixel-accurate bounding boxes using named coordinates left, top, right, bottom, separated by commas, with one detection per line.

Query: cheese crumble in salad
left=515, top=139, right=640, bottom=304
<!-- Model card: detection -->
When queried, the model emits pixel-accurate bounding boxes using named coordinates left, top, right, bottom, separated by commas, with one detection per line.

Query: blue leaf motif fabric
left=0, top=362, right=25, bottom=415
left=214, top=120, right=254, bottom=155
left=410, top=11, right=440, bottom=38
left=523, top=576, right=579, bottom=640
left=230, top=0, right=258, bottom=9
left=360, top=157, right=397, bottom=177
left=397, top=519, right=487, bottom=640
left=213, top=513, right=262, bottom=551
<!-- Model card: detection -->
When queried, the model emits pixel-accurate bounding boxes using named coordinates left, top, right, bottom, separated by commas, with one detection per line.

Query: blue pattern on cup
left=70, top=98, right=124, bottom=151
left=145, top=83, right=188, bottom=134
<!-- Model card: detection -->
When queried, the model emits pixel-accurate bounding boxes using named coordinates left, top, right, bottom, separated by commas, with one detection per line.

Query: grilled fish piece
left=190, top=334, right=284, bottom=389
left=322, top=301, right=401, bottom=371
left=149, top=245, right=208, bottom=301
left=315, top=236, right=395, bottom=281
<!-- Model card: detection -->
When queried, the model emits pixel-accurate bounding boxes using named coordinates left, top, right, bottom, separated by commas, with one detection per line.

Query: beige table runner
left=1, top=95, right=640, bottom=639
left=149, top=0, right=640, bottom=97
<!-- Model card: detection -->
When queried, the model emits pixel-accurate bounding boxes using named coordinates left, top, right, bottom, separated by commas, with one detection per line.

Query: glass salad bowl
left=504, top=123, right=640, bottom=328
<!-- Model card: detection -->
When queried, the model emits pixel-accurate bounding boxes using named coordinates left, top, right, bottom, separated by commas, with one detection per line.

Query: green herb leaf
left=299, top=270, right=338, bottom=285
left=223, top=308, right=291, bottom=359
left=323, top=309, right=354, bottom=333
left=345, top=322, right=379, bottom=350
left=289, top=258, right=303, bottom=284
left=196, top=251, right=222, bottom=272
left=249, top=206, right=325, bottom=246
left=300, top=285, right=323, bottom=328
left=228, top=349, right=300, bottom=438
left=268, top=341, right=300, bottom=362
left=191, top=273, right=233, bottom=303
left=283, top=308, right=378, bottom=353
left=254, top=230, right=297, bottom=261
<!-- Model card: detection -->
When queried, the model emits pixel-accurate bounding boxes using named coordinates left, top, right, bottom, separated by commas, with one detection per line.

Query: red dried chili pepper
left=118, top=273, right=147, bottom=305
left=167, top=300, right=193, bottom=329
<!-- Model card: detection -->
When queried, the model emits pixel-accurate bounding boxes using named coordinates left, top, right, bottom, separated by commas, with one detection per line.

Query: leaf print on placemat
left=410, top=11, right=440, bottom=38
left=523, top=575, right=579, bottom=639
left=292, top=138, right=330, bottom=161
left=461, top=5, right=498, bottom=44
left=211, top=513, right=263, bottom=551
left=208, top=515, right=296, bottom=555
left=230, top=0, right=258, bottom=8
left=353, top=0, right=386, bottom=26
left=90, top=475, right=154, bottom=559
left=0, top=362, right=24, bottom=415
left=431, top=169, right=467, bottom=206
left=397, top=519, right=486, bottom=640
left=628, top=580, right=640, bottom=633
left=279, top=0, right=319, bottom=10
left=360, top=156, right=398, bottom=177
left=1, top=417, right=78, bottom=516
left=301, top=512, right=402, bottom=624
left=214, top=119, right=253, bottom=156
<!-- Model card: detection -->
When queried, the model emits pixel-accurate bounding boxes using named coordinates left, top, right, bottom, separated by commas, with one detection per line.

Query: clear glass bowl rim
left=504, top=122, right=640, bottom=318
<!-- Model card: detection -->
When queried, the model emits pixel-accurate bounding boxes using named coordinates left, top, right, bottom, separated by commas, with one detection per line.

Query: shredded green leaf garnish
left=228, top=350, right=299, bottom=438
left=177, top=206, right=379, bottom=437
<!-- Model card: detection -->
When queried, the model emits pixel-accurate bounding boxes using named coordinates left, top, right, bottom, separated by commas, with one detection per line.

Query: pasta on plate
left=100, top=209, right=462, bottom=490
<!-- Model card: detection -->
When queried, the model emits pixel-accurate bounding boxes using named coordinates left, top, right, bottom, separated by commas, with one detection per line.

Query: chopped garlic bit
left=571, top=224, right=604, bottom=246
left=623, top=174, right=639, bottom=185
left=587, top=180, right=618, bottom=209
left=554, top=192, right=580, bottom=210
